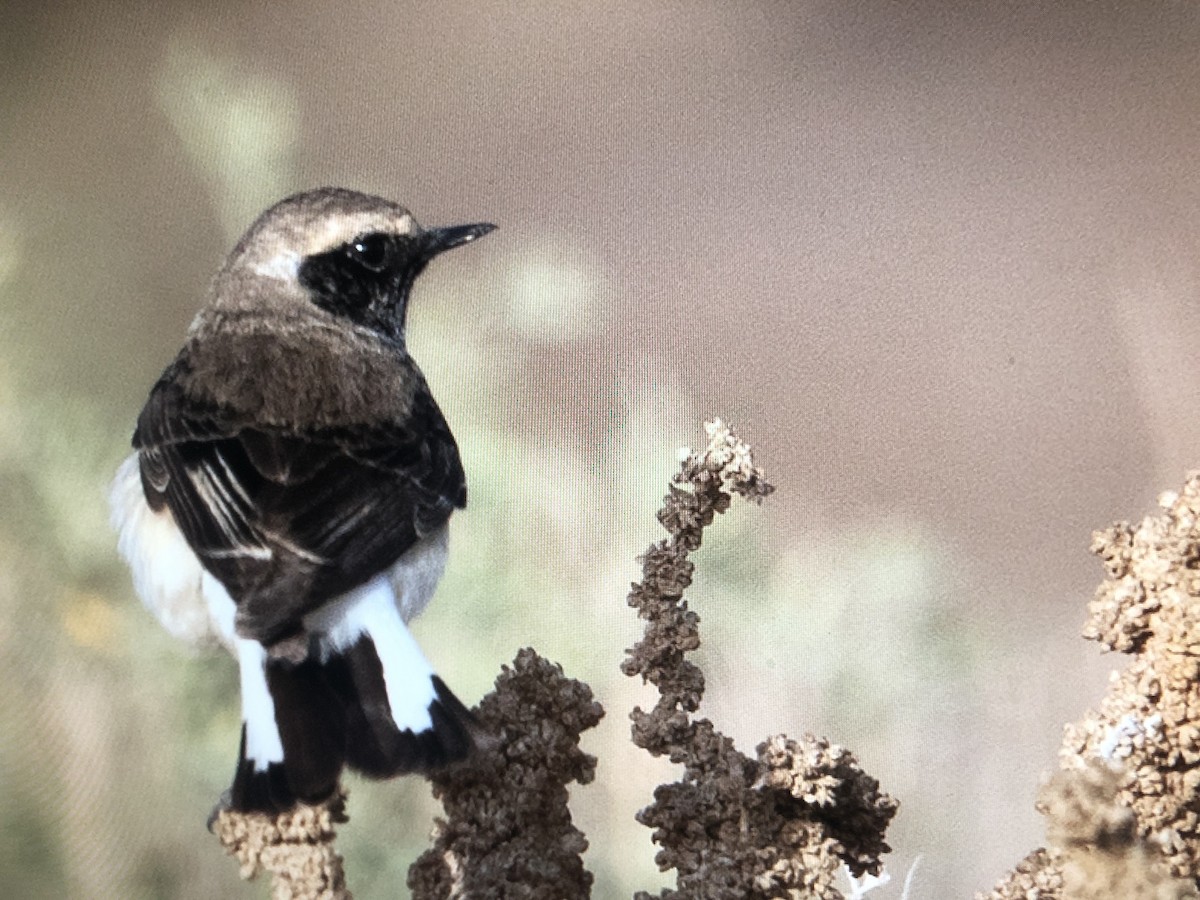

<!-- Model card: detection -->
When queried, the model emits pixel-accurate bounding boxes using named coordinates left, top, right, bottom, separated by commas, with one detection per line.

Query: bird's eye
left=346, top=234, right=390, bottom=271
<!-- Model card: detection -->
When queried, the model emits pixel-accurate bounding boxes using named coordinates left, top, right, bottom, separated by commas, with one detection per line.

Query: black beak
left=420, top=222, right=497, bottom=261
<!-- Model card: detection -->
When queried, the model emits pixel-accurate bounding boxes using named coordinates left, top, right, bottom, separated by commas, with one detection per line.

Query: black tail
left=230, top=634, right=475, bottom=814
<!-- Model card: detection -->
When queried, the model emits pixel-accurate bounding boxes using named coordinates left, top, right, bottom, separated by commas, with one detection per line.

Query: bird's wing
left=132, top=369, right=465, bottom=646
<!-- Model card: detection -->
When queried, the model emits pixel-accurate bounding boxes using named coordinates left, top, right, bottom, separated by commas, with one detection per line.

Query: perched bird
left=110, top=187, right=494, bottom=813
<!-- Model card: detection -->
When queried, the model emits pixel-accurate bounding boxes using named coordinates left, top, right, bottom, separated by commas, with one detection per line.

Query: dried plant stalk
left=623, top=419, right=897, bottom=900
left=980, top=762, right=1197, bottom=900
left=211, top=788, right=350, bottom=900
left=212, top=649, right=602, bottom=900
left=408, top=648, right=604, bottom=899
left=980, top=475, right=1200, bottom=900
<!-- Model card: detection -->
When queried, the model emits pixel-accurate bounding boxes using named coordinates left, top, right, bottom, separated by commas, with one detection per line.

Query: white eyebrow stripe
left=314, top=211, right=418, bottom=250
left=251, top=251, right=300, bottom=280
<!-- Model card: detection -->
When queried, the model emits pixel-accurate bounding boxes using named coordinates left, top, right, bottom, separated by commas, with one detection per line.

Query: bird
left=109, top=187, right=494, bottom=814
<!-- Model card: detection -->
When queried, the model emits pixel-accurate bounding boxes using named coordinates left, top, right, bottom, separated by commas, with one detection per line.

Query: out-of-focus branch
left=979, top=475, right=1200, bottom=900
left=623, top=419, right=897, bottom=900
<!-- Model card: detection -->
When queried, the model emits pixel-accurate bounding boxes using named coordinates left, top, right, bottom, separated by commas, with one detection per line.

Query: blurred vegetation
left=155, top=38, right=300, bottom=243
left=0, top=29, right=988, bottom=900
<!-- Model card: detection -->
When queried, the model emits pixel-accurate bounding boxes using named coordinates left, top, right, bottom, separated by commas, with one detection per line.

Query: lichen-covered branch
left=623, top=419, right=897, bottom=900
left=408, top=648, right=604, bottom=899
left=979, top=474, right=1200, bottom=900
left=211, top=789, right=350, bottom=900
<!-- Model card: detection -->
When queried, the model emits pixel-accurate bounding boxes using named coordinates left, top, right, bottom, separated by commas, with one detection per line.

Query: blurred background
left=3, top=1, right=1200, bottom=896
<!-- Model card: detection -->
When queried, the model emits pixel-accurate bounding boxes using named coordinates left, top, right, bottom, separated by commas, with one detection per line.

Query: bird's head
left=209, top=187, right=495, bottom=342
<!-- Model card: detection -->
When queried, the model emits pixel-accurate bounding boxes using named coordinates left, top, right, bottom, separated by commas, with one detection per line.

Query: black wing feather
left=133, top=373, right=465, bottom=646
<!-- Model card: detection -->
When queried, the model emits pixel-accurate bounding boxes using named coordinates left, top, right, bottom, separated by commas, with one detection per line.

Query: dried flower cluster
left=1042, top=762, right=1194, bottom=899
left=981, top=849, right=1062, bottom=900
left=623, top=419, right=897, bottom=899
left=980, top=763, right=1195, bottom=900
left=981, top=474, right=1200, bottom=899
left=211, top=788, right=350, bottom=900
left=1068, top=477, right=1200, bottom=879
left=408, top=648, right=604, bottom=899
left=213, top=651, right=601, bottom=900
